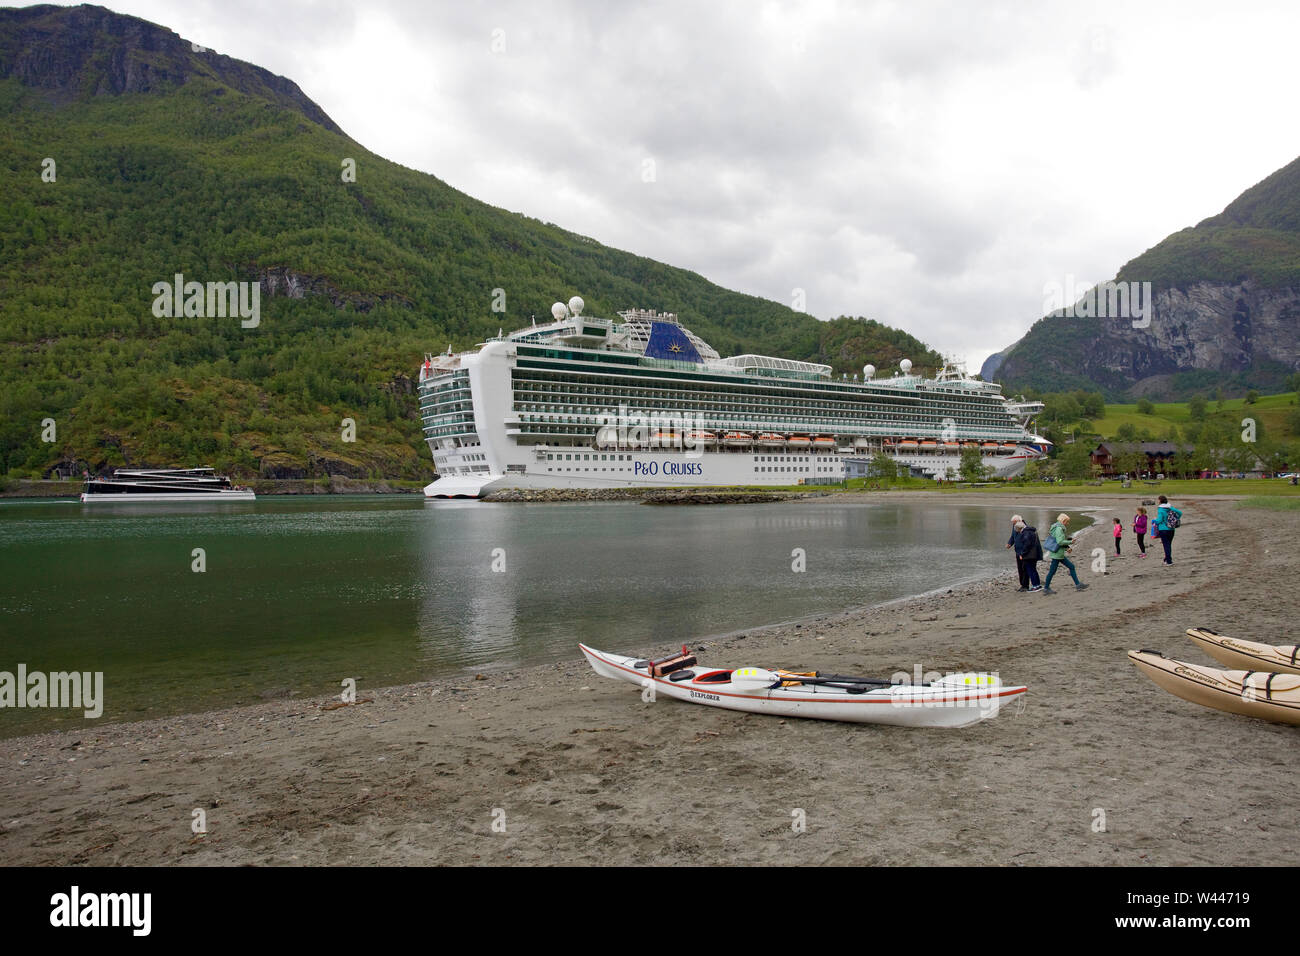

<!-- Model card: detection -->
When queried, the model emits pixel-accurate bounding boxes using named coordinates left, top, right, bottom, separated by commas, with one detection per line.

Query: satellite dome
left=551, top=302, right=569, bottom=321
left=900, top=358, right=912, bottom=373
left=863, top=364, right=875, bottom=379
left=568, top=295, right=584, bottom=316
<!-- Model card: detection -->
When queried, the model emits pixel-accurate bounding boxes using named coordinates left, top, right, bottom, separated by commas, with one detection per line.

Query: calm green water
left=0, top=497, right=1078, bottom=736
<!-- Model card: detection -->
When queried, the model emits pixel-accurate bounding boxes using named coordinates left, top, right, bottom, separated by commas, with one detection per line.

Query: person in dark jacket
left=1013, top=519, right=1043, bottom=591
left=1006, top=514, right=1029, bottom=590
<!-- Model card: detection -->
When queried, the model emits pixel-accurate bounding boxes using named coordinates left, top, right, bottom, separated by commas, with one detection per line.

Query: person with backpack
left=1006, top=514, right=1030, bottom=590
left=1013, top=518, right=1043, bottom=591
left=1042, top=513, right=1089, bottom=595
left=1133, top=506, right=1149, bottom=557
left=1154, top=495, right=1181, bottom=564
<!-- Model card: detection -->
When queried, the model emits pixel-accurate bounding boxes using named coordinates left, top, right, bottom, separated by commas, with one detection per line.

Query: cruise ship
left=418, top=297, right=1049, bottom=498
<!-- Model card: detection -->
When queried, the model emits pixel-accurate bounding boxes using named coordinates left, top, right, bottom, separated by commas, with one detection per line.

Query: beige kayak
left=1128, top=650, right=1300, bottom=726
left=1185, top=627, right=1300, bottom=675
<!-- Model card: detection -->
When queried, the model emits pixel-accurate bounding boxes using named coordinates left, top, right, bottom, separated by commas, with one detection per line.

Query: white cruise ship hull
left=423, top=451, right=1033, bottom=498
left=423, top=446, right=853, bottom=498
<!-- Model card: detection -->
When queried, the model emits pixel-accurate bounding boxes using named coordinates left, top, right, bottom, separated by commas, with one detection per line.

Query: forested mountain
left=0, top=4, right=942, bottom=479
left=990, top=156, right=1300, bottom=401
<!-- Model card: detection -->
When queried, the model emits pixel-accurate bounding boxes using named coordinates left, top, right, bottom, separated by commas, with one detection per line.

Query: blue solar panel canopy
left=644, top=321, right=703, bottom=363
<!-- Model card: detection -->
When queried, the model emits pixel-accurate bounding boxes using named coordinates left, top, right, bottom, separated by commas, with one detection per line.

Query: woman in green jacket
left=1043, top=513, right=1089, bottom=595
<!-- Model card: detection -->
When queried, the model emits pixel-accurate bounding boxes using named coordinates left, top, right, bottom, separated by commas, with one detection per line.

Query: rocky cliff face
left=979, top=348, right=1009, bottom=382
left=992, top=152, right=1300, bottom=399
left=996, top=280, right=1300, bottom=397
left=0, top=4, right=343, bottom=134
left=1131, top=282, right=1300, bottom=378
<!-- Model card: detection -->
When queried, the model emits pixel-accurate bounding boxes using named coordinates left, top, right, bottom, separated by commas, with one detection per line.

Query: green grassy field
left=1088, top=392, right=1298, bottom=442
left=675, top=477, right=1300, bottom=497
left=1239, top=496, right=1300, bottom=510
left=938, top=478, right=1300, bottom=497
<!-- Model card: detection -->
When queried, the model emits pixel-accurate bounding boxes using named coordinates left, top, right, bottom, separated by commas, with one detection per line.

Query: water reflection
left=0, top=496, right=1087, bottom=734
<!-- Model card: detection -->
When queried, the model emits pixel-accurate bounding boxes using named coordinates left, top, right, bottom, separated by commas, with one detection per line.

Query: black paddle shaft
left=792, top=674, right=895, bottom=687
left=816, top=676, right=899, bottom=686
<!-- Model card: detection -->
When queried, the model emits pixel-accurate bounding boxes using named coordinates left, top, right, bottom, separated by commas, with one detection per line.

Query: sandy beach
left=2, top=492, right=1295, bottom=866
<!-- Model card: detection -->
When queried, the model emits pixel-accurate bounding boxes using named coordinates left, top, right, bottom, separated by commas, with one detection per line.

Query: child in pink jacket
left=1112, top=517, right=1123, bottom=555
left=1133, top=507, right=1148, bottom=557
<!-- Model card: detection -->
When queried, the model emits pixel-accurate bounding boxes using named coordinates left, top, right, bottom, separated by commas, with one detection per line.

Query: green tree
left=1115, top=448, right=1146, bottom=478
left=1188, top=395, right=1208, bottom=421
left=869, top=453, right=897, bottom=480
left=1057, top=442, right=1094, bottom=480
left=1259, top=443, right=1289, bottom=476
left=958, top=447, right=989, bottom=482
left=1193, top=422, right=1230, bottom=474
left=1136, top=398, right=1155, bottom=415
left=1222, top=441, right=1257, bottom=476
left=1245, top=389, right=1260, bottom=405
left=1042, top=394, right=1082, bottom=424
left=1116, top=422, right=1137, bottom=441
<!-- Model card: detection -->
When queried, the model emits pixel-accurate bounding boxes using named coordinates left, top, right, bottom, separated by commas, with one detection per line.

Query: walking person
left=1112, top=517, right=1122, bottom=556
left=1013, top=518, right=1043, bottom=591
left=1154, top=495, right=1181, bottom=565
left=1042, top=513, right=1089, bottom=595
left=1133, top=506, right=1148, bottom=557
left=1006, top=514, right=1029, bottom=591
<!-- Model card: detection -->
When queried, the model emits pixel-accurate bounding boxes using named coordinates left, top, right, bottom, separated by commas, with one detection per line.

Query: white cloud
left=57, top=0, right=1300, bottom=368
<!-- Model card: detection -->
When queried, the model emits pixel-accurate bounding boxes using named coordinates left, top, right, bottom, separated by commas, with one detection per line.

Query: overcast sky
left=43, top=0, right=1300, bottom=367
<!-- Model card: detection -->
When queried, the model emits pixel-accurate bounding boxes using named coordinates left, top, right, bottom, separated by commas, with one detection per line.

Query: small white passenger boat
left=80, top=468, right=255, bottom=503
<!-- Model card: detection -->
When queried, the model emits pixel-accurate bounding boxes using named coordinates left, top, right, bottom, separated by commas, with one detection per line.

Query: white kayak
left=579, top=644, right=1027, bottom=729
